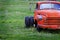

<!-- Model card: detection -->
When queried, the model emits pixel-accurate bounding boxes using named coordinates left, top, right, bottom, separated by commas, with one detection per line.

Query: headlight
left=37, top=15, right=43, bottom=20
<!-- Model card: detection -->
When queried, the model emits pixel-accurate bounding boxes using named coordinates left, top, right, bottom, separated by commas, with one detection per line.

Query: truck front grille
left=44, top=17, right=60, bottom=25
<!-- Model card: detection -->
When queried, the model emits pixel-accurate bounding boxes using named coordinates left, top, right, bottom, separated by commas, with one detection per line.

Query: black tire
left=37, top=26, right=42, bottom=32
left=25, top=16, right=30, bottom=28
left=29, top=17, right=34, bottom=27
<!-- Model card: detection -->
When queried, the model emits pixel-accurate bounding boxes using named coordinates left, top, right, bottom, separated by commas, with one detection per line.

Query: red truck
left=25, top=1, right=60, bottom=32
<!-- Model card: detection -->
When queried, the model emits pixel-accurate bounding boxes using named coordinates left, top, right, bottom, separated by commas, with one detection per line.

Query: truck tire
left=25, top=16, right=30, bottom=28
left=37, top=25, right=43, bottom=32
left=29, top=17, right=34, bottom=27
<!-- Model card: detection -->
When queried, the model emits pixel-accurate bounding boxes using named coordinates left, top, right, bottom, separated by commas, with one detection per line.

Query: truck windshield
left=40, top=4, right=60, bottom=10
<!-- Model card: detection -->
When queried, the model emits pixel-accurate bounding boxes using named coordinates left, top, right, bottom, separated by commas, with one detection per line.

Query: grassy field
left=0, top=0, right=60, bottom=40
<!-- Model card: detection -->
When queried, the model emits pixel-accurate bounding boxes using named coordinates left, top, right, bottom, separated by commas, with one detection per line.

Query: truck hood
left=37, top=10, right=60, bottom=17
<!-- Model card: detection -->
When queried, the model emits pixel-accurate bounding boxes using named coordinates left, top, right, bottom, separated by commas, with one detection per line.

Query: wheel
left=25, top=16, right=30, bottom=28
left=29, top=17, right=34, bottom=27
left=37, top=25, right=42, bottom=32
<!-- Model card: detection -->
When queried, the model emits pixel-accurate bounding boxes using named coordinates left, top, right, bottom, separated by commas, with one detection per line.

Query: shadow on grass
left=42, top=29, right=60, bottom=34
left=25, top=26, right=60, bottom=34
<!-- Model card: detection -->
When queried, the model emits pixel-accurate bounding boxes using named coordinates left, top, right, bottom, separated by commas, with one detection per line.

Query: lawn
left=0, top=0, right=60, bottom=40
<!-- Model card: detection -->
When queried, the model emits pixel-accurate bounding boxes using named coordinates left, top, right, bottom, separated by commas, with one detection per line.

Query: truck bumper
left=38, top=24, right=60, bottom=29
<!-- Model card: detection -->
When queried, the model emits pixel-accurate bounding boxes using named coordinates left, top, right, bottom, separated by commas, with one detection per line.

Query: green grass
left=0, top=0, right=60, bottom=40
